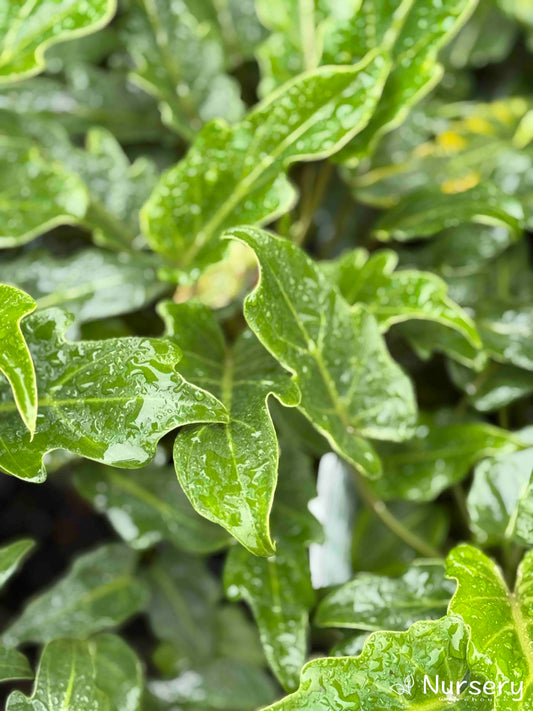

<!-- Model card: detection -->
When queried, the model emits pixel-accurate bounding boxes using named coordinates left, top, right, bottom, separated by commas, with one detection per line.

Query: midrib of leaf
left=180, top=54, right=382, bottom=266
left=35, top=273, right=140, bottom=310
left=60, top=647, right=77, bottom=710
left=0, top=0, right=39, bottom=64
left=384, top=436, right=524, bottom=465
left=105, top=469, right=183, bottom=524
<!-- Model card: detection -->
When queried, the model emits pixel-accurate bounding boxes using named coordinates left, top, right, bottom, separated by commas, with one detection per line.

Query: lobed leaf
left=262, top=616, right=477, bottom=710
left=141, top=55, right=391, bottom=275
left=228, top=226, right=417, bottom=478
left=0, top=308, right=227, bottom=483
left=161, top=300, right=299, bottom=557
left=447, top=544, right=533, bottom=708
left=0, top=0, right=116, bottom=84
left=0, top=285, right=37, bottom=434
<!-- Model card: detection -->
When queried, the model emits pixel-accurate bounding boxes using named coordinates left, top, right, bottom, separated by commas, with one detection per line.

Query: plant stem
left=85, top=199, right=136, bottom=250
left=291, top=162, right=333, bottom=245
left=351, top=467, right=442, bottom=559
left=452, top=483, right=470, bottom=532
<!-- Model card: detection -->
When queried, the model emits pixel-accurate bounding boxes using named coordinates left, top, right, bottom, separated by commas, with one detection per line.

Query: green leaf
left=352, top=501, right=449, bottom=575
left=0, top=538, right=35, bottom=589
left=3, top=544, right=149, bottom=645
left=161, top=300, right=299, bottom=557
left=0, top=139, right=89, bottom=247
left=227, top=226, right=417, bottom=478
left=144, top=548, right=221, bottom=667
left=467, top=447, right=533, bottom=545
left=6, top=635, right=142, bottom=711
left=74, top=460, right=229, bottom=553
left=148, top=658, right=277, bottom=711
left=447, top=544, right=533, bottom=708
left=225, top=530, right=315, bottom=691
left=0, top=0, right=116, bottom=84
left=322, top=248, right=480, bottom=346
left=141, top=55, right=392, bottom=275
left=0, top=308, right=227, bottom=483
left=262, top=616, right=475, bottom=710
left=449, top=360, right=533, bottom=412
left=6, top=640, right=108, bottom=711
left=0, top=116, right=158, bottom=248
left=0, top=647, right=33, bottom=683
left=338, top=0, right=478, bottom=165
left=373, top=185, right=525, bottom=242
left=373, top=419, right=525, bottom=501
left=0, top=285, right=37, bottom=434
left=315, top=561, right=454, bottom=632
left=120, top=0, right=245, bottom=139
left=0, top=249, right=168, bottom=326
left=90, top=634, right=143, bottom=711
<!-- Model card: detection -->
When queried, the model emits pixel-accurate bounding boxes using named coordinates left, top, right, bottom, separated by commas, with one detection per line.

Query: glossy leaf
left=0, top=308, right=227, bottom=482
left=0, top=140, right=88, bottom=247
left=449, top=360, right=533, bottom=412
left=315, top=561, right=454, bottom=631
left=338, top=0, right=478, bottom=165
left=228, top=226, right=417, bottom=478
left=447, top=544, right=533, bottom=708
left=74, top=460, right=229, bottom=553
left=0, top=0, right=116, bottom=84
left=262, top=616, right=476, bottom=710
left=6, top=635, right=142, bottom=711
left=323, top=248, right=480, bottom=345
left=467, top=447, right=533, bottom=545
left=0, top=647, right=33, bottom=683
left=120, top=0, right=244, bottom=139
left=373, top=419, right=525, bottom=501
left=225, top=531, right=315, bottom=691
left=3, top=544, right=149, bottom=645
left=161, top=301, right=299, bottom=557
left=0, top=538, right=35, bottom=589
left=0, top=249, right=168, bottom=326
left=0, top=285, right=37, bottom=435
left=141, top=55, right=391, bottom=275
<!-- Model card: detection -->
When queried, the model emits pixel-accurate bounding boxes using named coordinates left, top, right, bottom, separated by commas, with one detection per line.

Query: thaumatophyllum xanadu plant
left=2, top=0, right=533, bottom=709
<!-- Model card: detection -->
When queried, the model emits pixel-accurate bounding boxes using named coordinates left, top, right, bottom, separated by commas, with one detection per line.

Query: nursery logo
left=389, top=675, right=524, bottom=702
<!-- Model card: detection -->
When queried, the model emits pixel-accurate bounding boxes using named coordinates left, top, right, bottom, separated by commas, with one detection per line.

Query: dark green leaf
left=228, top=226, right=417, bottom=478
left=0, top=647, right=33, bottom=683
left=3, top=544, right=149, bottom=645
left=315, top=561, right=454, bottom=631
left=0, top=308, right=227, bottom=482
left=74, top=460, right=229, bottom=553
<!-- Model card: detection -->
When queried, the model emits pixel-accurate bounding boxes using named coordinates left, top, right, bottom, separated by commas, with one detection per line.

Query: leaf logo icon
left=390, top=674, right=415, bottom=696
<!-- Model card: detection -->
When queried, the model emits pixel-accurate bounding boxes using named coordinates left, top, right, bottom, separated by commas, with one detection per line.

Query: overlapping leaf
left=467, top=446, right=533, bottom=545
left=315, top=561, right=454, bottom=631
left=74, top=460, right=229, bottom=552
left=0, top=539, right=35, bottom=589
left=262, top=616, right=477, bottom=710
left=0, top=648, right=33, bottom=684
left=322, top=247, right=480, bottom=346
left=447, top=544, right=533, bottom=708
left=227, top=227, right=417, bottom=478
left=3, top=544, right=149, bottom=645
left=120, top=0, right=244, bottom=139
left=141, top=54, right=392, bottom=275
left=6, top=635, right=143, bottom=711
left=373, top=418, right=524, bottom=501
left=0, top=308, right=227, bottom=482
left=0, top=115, right=158, bottom=248
left=0, top=285, right=37, bottom=434
left=161, top=300, right=299, bottom=556
left=0, top=0, right=116, bottom=84
left=0, top=249, right=168, bottom=326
